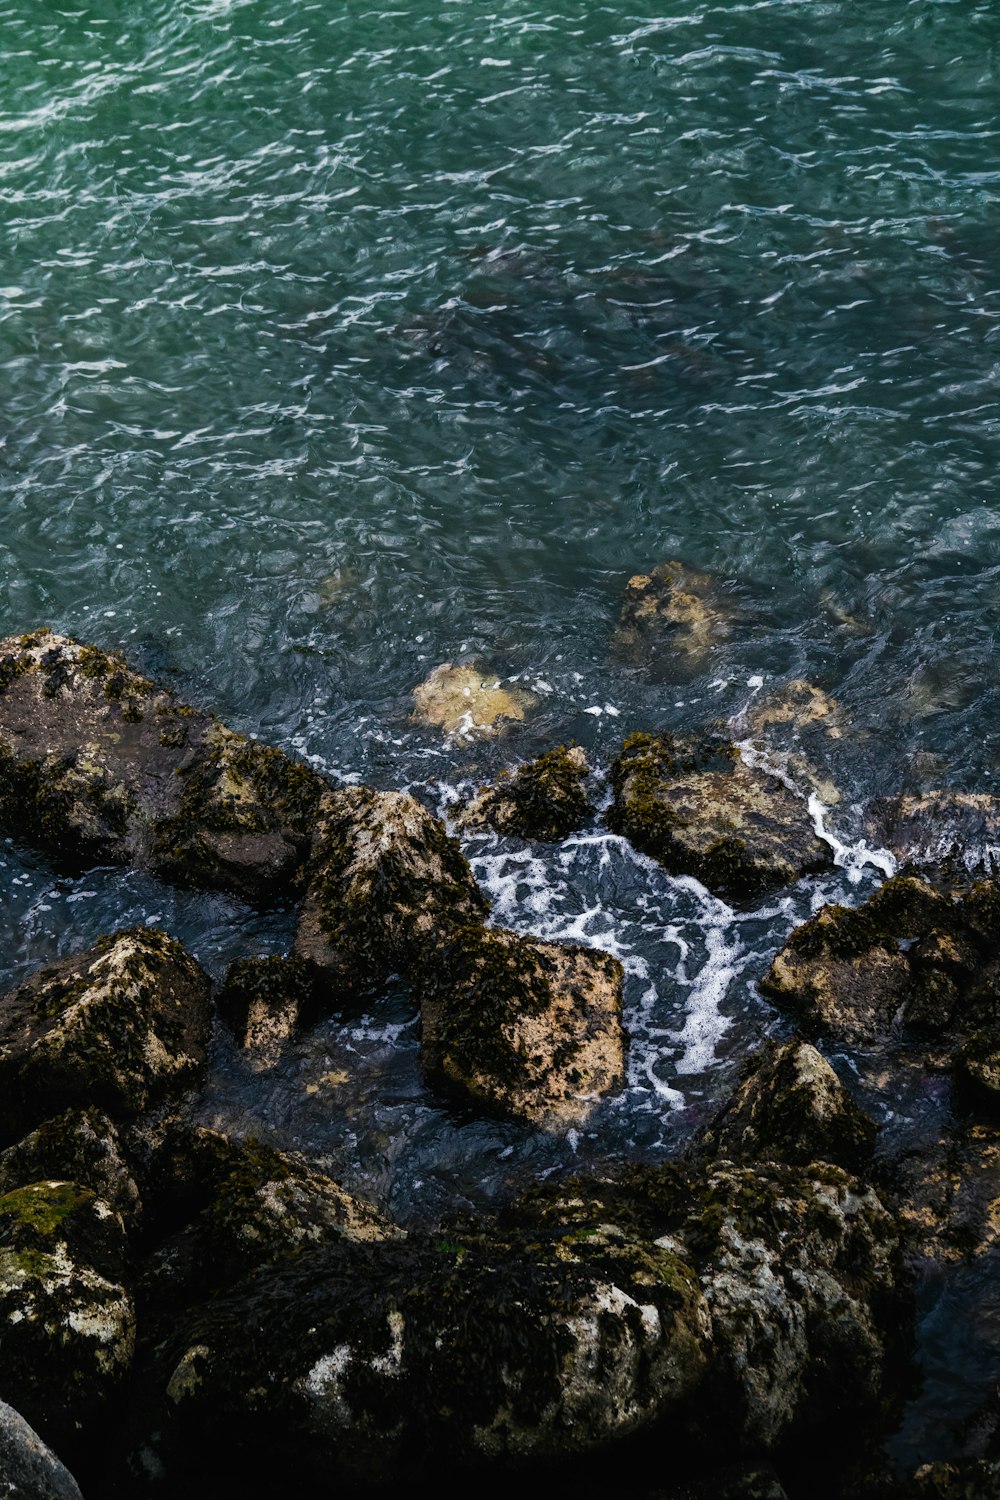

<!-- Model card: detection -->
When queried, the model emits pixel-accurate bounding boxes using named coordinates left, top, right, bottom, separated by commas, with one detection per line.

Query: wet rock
left=657, top=1462, right=788, bottom=1500
left=607, top=732, right=832, bottom=899
left=912, top=1459, right=1000, bottom=1498
left=743, top=680, right=843, bottom=740
left=294, top=787, right=489, bottom=997
left=0, top=1109, right=141, bottom=1226
left=412, top=662, right=535, bottom=740
left=0, top=1398, right=84, bottom=1500
left=697, top=1038, right=876, bottom=1172
left=0, top=630, right=324, bottom=899
left=420, top=925, right=625, bottom=1128
left=0, top=928, right=211, bottom=1146
left=453, top=744, right=591, bottom=841
left=216, top=954, right=321, bottom=1068
left=0, top=1181, right=134, bottom=1457
left=614, top=561, right=731, bottom=668
left=869, top=791, right=1000, bottom=875
left=956, top=1028, right=1000, bottom=1108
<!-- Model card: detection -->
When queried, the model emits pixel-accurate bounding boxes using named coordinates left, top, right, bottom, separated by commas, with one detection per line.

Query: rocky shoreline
left=1, top=629, right=999, bottom=1497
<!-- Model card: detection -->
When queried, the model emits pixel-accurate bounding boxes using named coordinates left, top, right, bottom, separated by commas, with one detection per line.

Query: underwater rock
left=697, top=1038, right=876, bottom=1172
left=0, top=929, right=211, bottom=1146
left=743, top=680, right=843, bottom=741
left=0, top=1108, right=141, bottom=1227
left=868, top=791, right=1000, bottom=875
left=0, top=1180, right=134, bottom=1458
left=294, top=787, right=489, bottom=996
left=412, top=662, right=536, bottom=740
left=607, top=732, right=832, bottom=899
left=216, top=954, right=321, bottom=1069
left=888, top=1113, right=1000, bottom=1264
left=614, top=561, right=731, bottom=669
left=760, top=875, right=1000, bottom=1045
left=453, top=744, right=591, bottom=841
left=419, top=925, right=625, bottom=1128
left=0, top=629, right=324, bottom=900
left=0, top=1399, right=84, bottom=1500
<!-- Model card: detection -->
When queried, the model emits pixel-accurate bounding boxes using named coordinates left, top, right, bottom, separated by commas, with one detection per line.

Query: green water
left=2, top=0, right=1000, bottom=1475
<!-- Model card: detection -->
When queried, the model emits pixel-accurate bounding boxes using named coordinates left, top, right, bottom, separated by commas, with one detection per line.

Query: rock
left=420, top=925, right=625, bottom=1128
left=0, top=1109, right=141, bottom=1226
left=743, top=680, right=842, bottom=740
left=294, top=787, right=489, bottom=996
left=412, top=663, right=535, bottom=740
left=615, top=561, right=731, bottom=668
left=912, top=1460, right=1000, bottom=1498
left=453, top=744, right=591, bottom=841
left=0, top=1181, right=134, bottom=1457
left=216, top=955, right=321, bottom=1068
left=869, top=791, right=1000, bottom=875
left=0, top=1398, right=84, bottom=1500
left=0, top=630, right=325, bottom=899
left=0, top=928, right=211, bottom=1146
left=697, top=1038, right=876, bottom=1172
left=657, top=1462, right=789, bottom=1500
left=607, top=732, right=832, bottom=900
left=957, top=1028, right=1000, bottom=1108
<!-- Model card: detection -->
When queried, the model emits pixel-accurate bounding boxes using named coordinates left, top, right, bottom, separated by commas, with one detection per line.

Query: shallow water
left=3, top=0, right=1000, bottom=1477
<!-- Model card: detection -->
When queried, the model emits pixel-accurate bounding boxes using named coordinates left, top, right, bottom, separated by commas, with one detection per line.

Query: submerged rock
left=743, top=679, right=843, bottom=740
left=453, top=744, right=591, bottom=841
left=0, top=1108, right=141, bottom=1226
left=607, top=732, right=831, bottom=899
left=412, top=662, right=535, bottom=740
left=614, top=561, right=731, bottom=669
left=0, top=1398, right=84, bottom=1500
left=697, top=1038, right=876, bottom=1172
left=0, top=630, right=325, bottom=899
left=420, top=925, right=625, bottom=1128
left=0, top=929, right=211, bottom=1146
left=294, top=787, right=488, bottom=997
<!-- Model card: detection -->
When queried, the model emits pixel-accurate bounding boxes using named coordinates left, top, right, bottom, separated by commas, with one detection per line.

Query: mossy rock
left=607, top=732, right=832, bottom=899
left=294, top=787, right=489, bottom=996
left=412, top=662, right=536, bottom=740
left=696, top=1038, right=877, bottom=1172
left=0, top=1181, right=134, bottom=1461
left=614, top=561, right=731, bottom=670
left=0, top=929, right=211, bottom=1146
left=454, top=745, right=592, bottom=842
left=216, top=954, right=322, bottom=1069
left=419, top=924, right=625, bottom=1128
left=0, top=631, right=325, bottom=899
left=0, top=1108, right=141, bottom=1227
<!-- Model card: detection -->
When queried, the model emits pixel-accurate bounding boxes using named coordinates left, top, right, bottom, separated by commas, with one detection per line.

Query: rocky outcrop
left=294, top=787, right=489, bottom=996
left=614, top=561, right=731, bottom=669
left=0, top=1108, right=141, bottom=1225
left=420, top=926, right=625, bottom=1128
left=412, top=662, right=535, bottom=739
left=0, top=929, right=211, bottom=1147
left=454, top=744, right=592, bottom=841
left=0, top=630, right=325, bottom=899
left=0, top=1398, right=84, bottom=1500
left=697, top=1038, right=876, bottom=1172
left=607, top=732, right=832, bottom=899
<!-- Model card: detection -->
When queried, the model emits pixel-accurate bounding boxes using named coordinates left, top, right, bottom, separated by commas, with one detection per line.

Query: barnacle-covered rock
left=697, top=1038, right=876, bottom=1172
left=0, top=1109, right=141, bottom=1226
left=0, top=630, right=324, bottom=898
left=607, top=732, right=831, bottom=899
left=419, top=925, right=625, bottom=1128
left=614, top=561, right=731, bottom=669
left=0, top=1181, right=134, bottom=1458
left=294, top=787, right=489, bottom=996
left=0, top=929, right=211, bottom=1146
left=453, top=745, right=592, bottom=842
left=412, top=662, right=535, bottom=740
left=0, top=1397, right=84, bottom=1500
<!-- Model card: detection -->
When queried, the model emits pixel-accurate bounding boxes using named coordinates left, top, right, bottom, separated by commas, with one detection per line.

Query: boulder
left=453, top=744, right=592, bottom=841
left=697, top=1038, right=876, bottom=1172
left=607, top=732, right=832, bottom=899
left=0, top=928, right=211, bottom=1146
left=215, top=954, right=321, bottom=1068
left=412, top=662, right=535, bottom=740
left=0, top=1398, right=84, bottom=1500
left=294, top=787, right=488, bottom=996
left=869, top=791, right=1000, bottom=876
left=912, top=1460, right=1000, bottom=1499
left=420, top=925, right=625, bottom=1128
left=0, top=1108, right=141, bottom=1226
left=614, top=561, right=730, bottom=669
left=0, top=630, right=324, bottom=899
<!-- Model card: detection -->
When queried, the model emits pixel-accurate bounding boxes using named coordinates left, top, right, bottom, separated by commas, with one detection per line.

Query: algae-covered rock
left=0, top=1398, right=85, bottom=1500
left=412, top=662, right=535, bottom=740
left=956, top=1028, right=1000, bottom=1108
left=0, top=1181, right=134, bottom=1457
left=454, top=744, right=592, bottom=842
left=0, top=630, right=324, bottom=898
left=420, top=925, right=625, bottom=1128
left=216, top=954, right=321, bottom=1068
left=0, top=929, right=211, bottom=1145
left=912, top=1460, right=1000, bottom=1498
left=697, top=1038, right=876, bottom=1172
left=869, top=790, right=1000, bottom=875
left=607, top=732, right=831, bottom=899
left=0, top=1109, right=141, bottom=1226
left=744, top=679, right=843, bottom=740
left=614, top=561, right=731, bottom=669
left=294, top=787, right=489, bottom=995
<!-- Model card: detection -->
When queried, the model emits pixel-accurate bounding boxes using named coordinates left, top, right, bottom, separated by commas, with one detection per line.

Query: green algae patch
left=454, top=744, right=592, bottom=842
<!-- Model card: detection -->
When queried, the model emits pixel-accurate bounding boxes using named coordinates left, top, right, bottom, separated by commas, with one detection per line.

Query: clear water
left=3, top=0, right=1000, bottom=1472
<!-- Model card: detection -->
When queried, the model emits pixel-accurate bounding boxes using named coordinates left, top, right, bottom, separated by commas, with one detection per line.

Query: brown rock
left=453, top=744, right=591, bottom=841
left=411, top=662, right=535, bottom=740
left=615, top=561, right=731, bottom=668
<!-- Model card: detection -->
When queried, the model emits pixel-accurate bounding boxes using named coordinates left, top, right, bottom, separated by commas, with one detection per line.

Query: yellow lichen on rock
left=412, top=663, right=535, bottom=739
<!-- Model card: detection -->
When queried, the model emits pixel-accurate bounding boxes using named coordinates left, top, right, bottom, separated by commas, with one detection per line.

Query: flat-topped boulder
left=607, top=732, right=832, bottom=899
left=453, top=744, right=592, bottom=842
left=0, top=929, right=211, bottom=1146
left=420, top=925, right=625, bottom=1128
left=412, top=662, right=535, bottom=740
left=0, top=630, right=325, bottom=899
left=294, top=787, right=489, bottom=996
